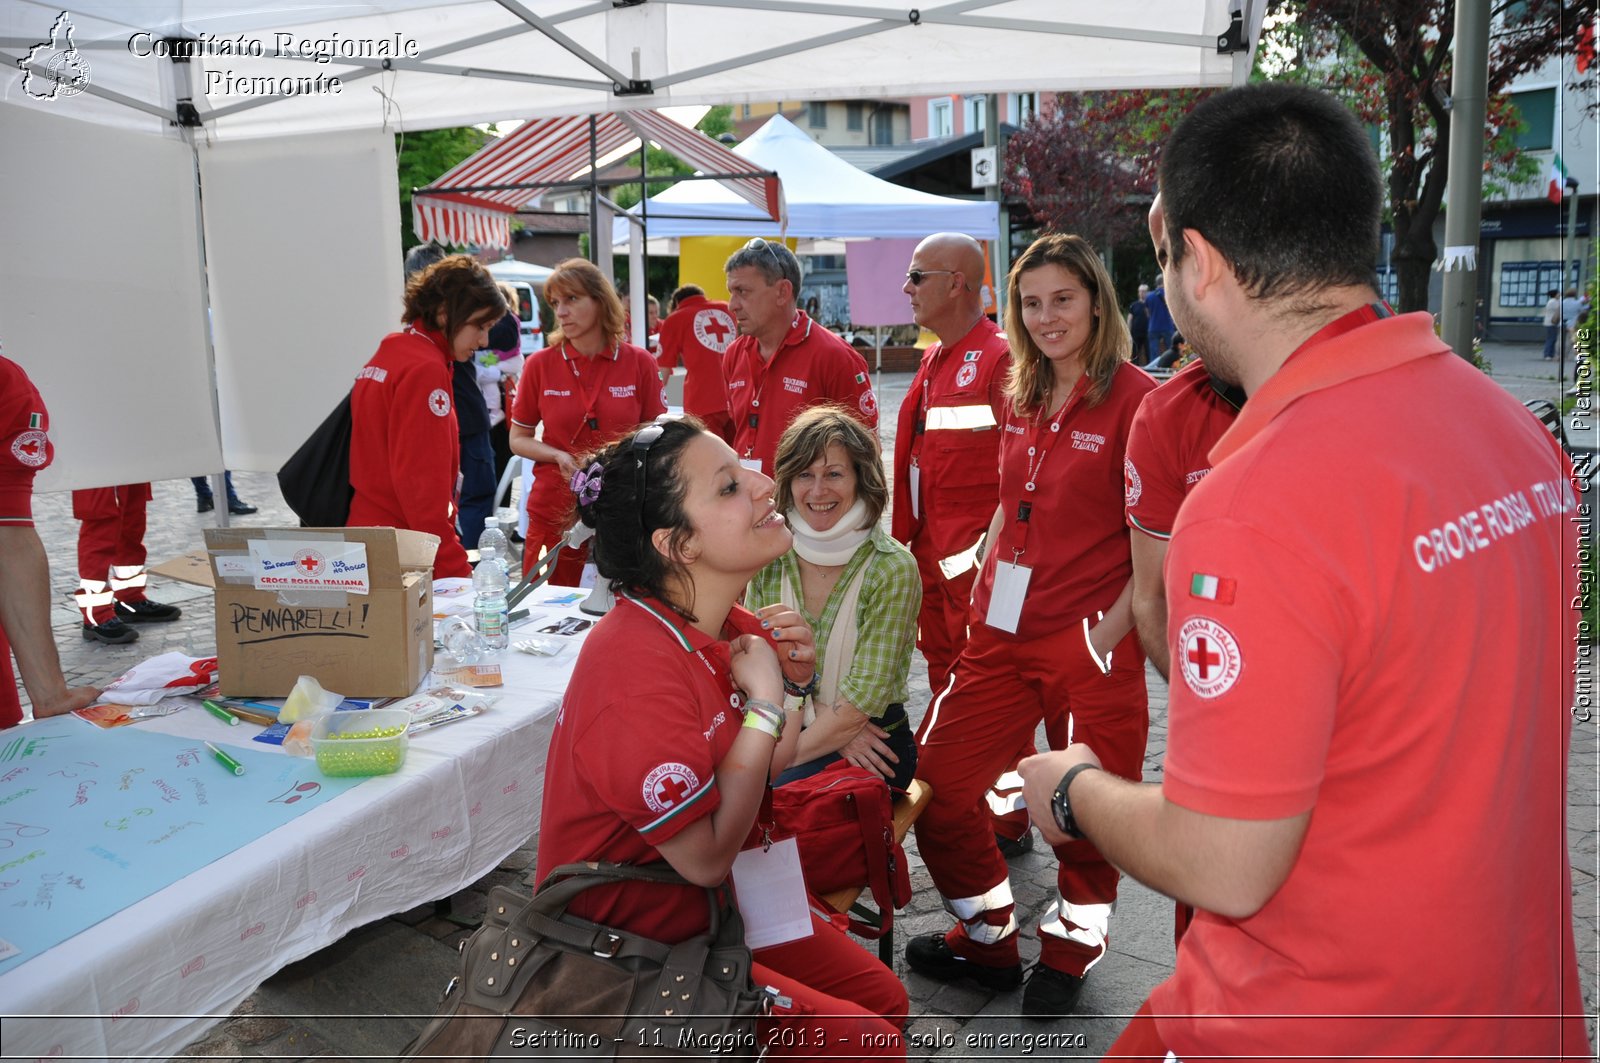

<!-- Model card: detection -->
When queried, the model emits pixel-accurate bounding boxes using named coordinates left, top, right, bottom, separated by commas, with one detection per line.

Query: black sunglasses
left=744, top=237, right=786, bottom=272
left=632, top=422, right=666, bottom=530
left=905, top=269, right=957, bottom=286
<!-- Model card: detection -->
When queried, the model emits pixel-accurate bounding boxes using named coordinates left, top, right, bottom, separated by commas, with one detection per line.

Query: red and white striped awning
left=413, top=110, right=781, bottom=250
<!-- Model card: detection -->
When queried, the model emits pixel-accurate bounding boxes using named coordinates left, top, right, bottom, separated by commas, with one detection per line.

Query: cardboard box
left=193, top=527, right=439, bottom=698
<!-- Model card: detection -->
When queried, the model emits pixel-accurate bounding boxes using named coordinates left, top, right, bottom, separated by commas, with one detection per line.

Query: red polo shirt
left=1153, top=311, right=1589, bottom=1061
left=656, top=295, right=736, bottom=424
left=0, top=354, right=51, bottom=526
left=511, top=341, right=667, bottom=518
left=971, top=362, right=1155, bottom=640
left=725, top=311, right=877, bottom=475
left=1, top=353, right=53, bottom=729
left=1123, top=358, right=1242, bottom=540
left=535, top=594, right=766, bottom=944
left=348, top=324, right=469, bottom=579
left=891, top=317, right=1011, bottom=555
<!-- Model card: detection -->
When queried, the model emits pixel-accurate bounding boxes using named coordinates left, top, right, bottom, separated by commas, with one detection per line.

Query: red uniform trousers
left=521, top=476, right=588, bottom=588
left=0, top=628, right=19, bottom=728
left=914, top=621, right=1147, bottom=976
left=72, top=484, right=153, bottom=623
left=907, top=550, right=1050, bottom=842
left=753, top=911, right=906, bottom=1060
left=909, top=545, right=975, bottom=698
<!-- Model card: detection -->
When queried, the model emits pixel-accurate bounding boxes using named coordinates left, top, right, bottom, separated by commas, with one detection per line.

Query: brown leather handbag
left=398, top=862, right=768, bottom=1061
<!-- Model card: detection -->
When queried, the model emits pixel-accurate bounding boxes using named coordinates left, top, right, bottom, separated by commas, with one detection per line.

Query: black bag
left=277, top=392, right=353, bottom=527
left=398, top=861, right=768, bottom=1061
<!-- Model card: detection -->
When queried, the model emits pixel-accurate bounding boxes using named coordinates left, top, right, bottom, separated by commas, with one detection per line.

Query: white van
left=505, top=280, right=545, bottom=355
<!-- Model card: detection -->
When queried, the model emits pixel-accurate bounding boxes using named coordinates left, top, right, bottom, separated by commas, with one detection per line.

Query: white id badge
left=730, top=837, right=813, bottom=949
left=909, top=462, right=921, bottom=520
left=739, top=457, right=764, bottom=474
left=985, top=560, right=1032, bottom=634
left=579, top=562, right=598, bottom=589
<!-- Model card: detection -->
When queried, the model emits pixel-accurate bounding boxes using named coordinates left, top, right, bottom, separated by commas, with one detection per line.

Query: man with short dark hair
left=657, top=283, right=737, bottom=441
left=1542, top=288, right=1564, bottom=359
left=1021, top=83, right=1590, bottom=1058
left=723, top=239, right=876, bottom=474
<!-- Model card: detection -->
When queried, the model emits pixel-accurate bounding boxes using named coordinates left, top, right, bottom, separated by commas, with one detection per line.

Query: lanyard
left=743, top=314, right=812, bottom=455
left=560, top=342, right=619, bottom=433
left=1008, top=374, right=1089, bottom=561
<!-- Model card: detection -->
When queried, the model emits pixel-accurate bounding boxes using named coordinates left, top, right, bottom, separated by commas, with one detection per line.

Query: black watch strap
left=1050, top=763, right=1101, bottom=839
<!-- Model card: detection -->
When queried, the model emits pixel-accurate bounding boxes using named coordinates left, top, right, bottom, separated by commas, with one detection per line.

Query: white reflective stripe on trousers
left=984, top=770, right=1026, bottom=816
left=925, top=404, right=999, bottom=431
left=108, top=566, right=147, bottom=591
left=1038, top=895, right=1115, bottom=970
left=944, top=879, right=1018, bottom=943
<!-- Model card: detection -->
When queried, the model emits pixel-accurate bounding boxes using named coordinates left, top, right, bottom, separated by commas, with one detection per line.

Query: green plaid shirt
left=747, top=525, right=921, bottom=718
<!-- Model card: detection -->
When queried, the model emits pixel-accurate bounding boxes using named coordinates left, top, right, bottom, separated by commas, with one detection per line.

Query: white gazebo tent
left=0, top=0, right=1263, bottom=492
left=616, top=114, right=1001, bottom=244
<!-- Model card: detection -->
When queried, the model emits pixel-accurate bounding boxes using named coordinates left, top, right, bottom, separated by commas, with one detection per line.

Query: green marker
left=204, top=741, right=245, bottom=776
left=200, top=699, right=239, bottom=726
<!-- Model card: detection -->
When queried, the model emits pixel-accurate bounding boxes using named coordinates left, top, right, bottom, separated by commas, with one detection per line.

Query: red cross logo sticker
left=294, top=549, right=326, bottom=576
left=642, top=762, right=701, bottom=814
left=1177, top=616, right=1242, bottom=699
left=427, top=388, right=451, bottom=417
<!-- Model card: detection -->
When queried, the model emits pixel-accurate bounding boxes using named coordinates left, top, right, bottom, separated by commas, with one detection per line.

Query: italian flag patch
left=854, top=372, right=867, bottom=384
left=1190, top=572, right=1236, bottom=604
left=28, top=413, right=41, bottom=429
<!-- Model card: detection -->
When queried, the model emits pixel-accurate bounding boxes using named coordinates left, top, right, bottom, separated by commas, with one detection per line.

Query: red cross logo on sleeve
left=427, top=388, right=451, bottom=417
left=1177, top=617, right=1242, bottom=699
left=694, top=309, right=736, bottom=353
left=642, top=762, right=702, bottom=814
left=10, top=429, right=49, bottom=468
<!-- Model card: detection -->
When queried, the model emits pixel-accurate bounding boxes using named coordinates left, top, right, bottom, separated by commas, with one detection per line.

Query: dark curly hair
left=401, top=255, right=506, bottom=342
left=575, top=417, right=707, bottom=619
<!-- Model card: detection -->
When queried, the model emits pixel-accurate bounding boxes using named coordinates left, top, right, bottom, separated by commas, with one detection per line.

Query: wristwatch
left=1050, top=763, right=1101, bottom=839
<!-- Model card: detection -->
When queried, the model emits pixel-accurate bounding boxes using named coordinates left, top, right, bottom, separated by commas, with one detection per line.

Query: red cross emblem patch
left=692, top=307, right=736, bottom=353
left=1177, top=616, right=1242, bottom=699
left=294, top=549, right=326, bottom=576
left=427, top=388, right=451, bottom=417
left=642, top=762, right=701, bottom=814
left=10, top=429, right=48, bottom=468
left=1123, top=457, right=1142, bottom=507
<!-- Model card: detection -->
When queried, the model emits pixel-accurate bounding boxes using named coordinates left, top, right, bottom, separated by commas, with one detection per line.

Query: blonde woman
left=907, top=233, right=1156, bottom=1016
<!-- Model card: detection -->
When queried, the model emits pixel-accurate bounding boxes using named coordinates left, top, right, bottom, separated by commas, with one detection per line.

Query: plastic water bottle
left=439, top=616, right=486, bottom=668
left=478, top=516, right=512, bottom=578
left=472, top=557, right=510, bottom=651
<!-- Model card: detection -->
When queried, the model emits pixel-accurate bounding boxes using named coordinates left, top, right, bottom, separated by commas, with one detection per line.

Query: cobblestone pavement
left=13, top=340, right=1596, bottom=1059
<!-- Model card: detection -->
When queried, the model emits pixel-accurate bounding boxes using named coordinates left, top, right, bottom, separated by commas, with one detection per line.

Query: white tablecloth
left=0, top=599, right=593, bottom=1061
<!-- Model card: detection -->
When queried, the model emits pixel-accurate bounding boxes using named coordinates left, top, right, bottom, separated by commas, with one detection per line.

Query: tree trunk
left=1391, top=229, right=1437, bottom=314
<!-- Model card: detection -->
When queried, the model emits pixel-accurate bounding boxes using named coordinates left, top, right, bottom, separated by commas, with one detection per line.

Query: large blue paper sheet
left=0, top=720, right=365, bottom=975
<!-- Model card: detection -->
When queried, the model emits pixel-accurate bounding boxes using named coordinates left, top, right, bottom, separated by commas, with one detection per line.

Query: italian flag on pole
left=1549, top=154, right=1568, bottom=205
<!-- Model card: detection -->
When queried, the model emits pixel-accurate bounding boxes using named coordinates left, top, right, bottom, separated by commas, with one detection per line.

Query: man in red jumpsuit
left=891, top=233, right=1009, bottom=695
left=73, top=482, right=182, bottom=644
left=656, top=284, right=737, bottom=441
left=890, top=233, right=1037, bottom=855
left=723, top=239, right=877, bottom=475
left=1020, top=84, right=1591, bottom=1060
left=0, top=350, right=101, bottom=725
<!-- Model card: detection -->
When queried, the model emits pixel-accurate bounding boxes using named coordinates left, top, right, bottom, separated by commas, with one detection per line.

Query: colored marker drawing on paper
left=0, top=725, right=362, bottom=974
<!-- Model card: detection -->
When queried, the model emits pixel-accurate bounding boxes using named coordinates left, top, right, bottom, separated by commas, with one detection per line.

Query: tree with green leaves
left=396, top=126, right=493, bottom=251
left=1266, top=0, right=1595, bottom=312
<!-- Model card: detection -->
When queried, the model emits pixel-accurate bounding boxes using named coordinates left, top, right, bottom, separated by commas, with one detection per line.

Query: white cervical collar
left=786, top=498, right=872, bottom=566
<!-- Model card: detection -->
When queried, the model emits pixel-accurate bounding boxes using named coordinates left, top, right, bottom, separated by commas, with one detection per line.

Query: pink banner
left=844, top=239, right=920, bottom=326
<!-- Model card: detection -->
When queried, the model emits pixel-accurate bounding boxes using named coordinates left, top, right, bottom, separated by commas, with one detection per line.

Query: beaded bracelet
left=741, top=698, right=786, bottom=740
left=783, top=672, right=819, bottom=699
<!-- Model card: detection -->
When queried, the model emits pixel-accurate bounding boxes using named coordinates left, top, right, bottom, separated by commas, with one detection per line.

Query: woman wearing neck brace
left=746, top=405, right=921, bottom=790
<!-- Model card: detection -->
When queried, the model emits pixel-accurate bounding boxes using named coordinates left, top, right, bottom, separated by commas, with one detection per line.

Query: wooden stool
left=819, top=778, right=932, bottom=964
